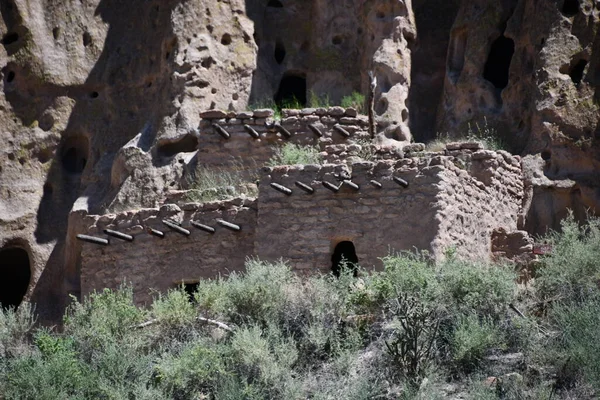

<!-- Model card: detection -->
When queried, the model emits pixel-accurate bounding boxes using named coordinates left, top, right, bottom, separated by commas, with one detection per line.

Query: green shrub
left=375, top=252, right=439, bottom=304
left=548, top=296, right=600, bottom=390
left=195, top=259, right=299, bottom=326
left=309, top=91, right=331, bottom=108
left=451, top=315, right=505, bottom=373
left=267, top=143, right=323, bottom=166
left=153, top=338, right=229, bottom=398
left=535, top=214, right=600, bottom=304
left=0, top=302, right=35, bottom=359
left=151, top=287, right=196, bottom=327
left=466, top=118, right=505, bottom=151
left=186, top=166, right=256, bottom=203
left=438, top=259, right=516, bottom=319
left=228, top=324, right=301, bottom=398
left=341, top=91, right=365, bottom=113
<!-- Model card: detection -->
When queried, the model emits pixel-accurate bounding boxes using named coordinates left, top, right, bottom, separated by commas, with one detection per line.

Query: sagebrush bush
left=186, top=166, right=257, bottom=203
left=450, top=314, right=505, bottom=373
left=535, top=214, right=600, bottom=304
left=3, top=222, right=600, bottom=399
left=267, top=143, right=323, bottom=166
left=340, top=91, right=365, bottom=113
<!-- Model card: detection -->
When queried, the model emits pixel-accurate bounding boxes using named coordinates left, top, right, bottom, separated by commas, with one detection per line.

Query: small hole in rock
left=267, top=0, right=283, bottom=7
left=569, top=59, right=587, bottom=86
left=157, top=134, right=199, bottom=157
left=541, top=150, right=551, bottom=161
left=52, top=27, right=60, bottom=40
left=207, top=25, right=214, bottom=33
left=221, top=33, right=232, bottom=45
left=232, top=93, right=239, bottom=100
left=60, top=135, right=89, bottom=174
left=82, top=32, right=92, bottom=47
left=483, top=35, right=514, bottom=89
left=43, top=183, right=53, bottom=195
left=6, top=71, right=15, bottom=83
left=211, top=88, right=217, bottom=94
left=376, top=11, right=385, bottom=19
left=1, top=32, right=19, bottom=45
left=89, top=91, right=99, bottom=99
left=561, top=0, right=579, bottom=16
left=274, top=41, right=286, bottom=64
left=401, top=109, right=408, bottom=122
left=165, top=51, right=170, bottom=60
left=201, top=57, right=215, bottom=69
left=332, top=35, right=342, bottom=45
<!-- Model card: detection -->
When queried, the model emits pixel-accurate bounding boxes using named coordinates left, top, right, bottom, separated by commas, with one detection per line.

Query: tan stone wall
left=76, top=148, right=524, bottom=302
left=256, top=160, right=446, bottom=273
left=432, top=149, right=523, bottom=261
left=78, top=199, right=256, bottom=305
left=195, top=108, right=370, bottom=169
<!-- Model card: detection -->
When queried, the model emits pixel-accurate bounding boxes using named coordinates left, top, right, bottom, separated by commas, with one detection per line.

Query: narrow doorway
left=182, top=281, right=199, bottom=303
left=0, top=247, right=31, bottom=309
left=331, top=241, right=358, bottom=277
left=274, top=73, right=307, bottom=108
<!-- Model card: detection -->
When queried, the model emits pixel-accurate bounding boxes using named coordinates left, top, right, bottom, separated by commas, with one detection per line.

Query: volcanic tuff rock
left=0, top=0, right=599, bottom=320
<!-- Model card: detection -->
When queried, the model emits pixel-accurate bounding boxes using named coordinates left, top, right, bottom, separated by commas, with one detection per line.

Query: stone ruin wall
left=76, top=147, right=523, bottom=304
left=190, top=106, right=372, bottom=172
left=78, top=199, right=256, bottom=305
left=432, top=148, right=524, bottom=261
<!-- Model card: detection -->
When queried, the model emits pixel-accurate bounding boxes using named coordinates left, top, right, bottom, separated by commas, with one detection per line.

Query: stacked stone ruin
left=75, top=120, right=527, bottom=303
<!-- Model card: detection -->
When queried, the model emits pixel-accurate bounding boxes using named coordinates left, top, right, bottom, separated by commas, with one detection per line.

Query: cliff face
left=0, top=0, right=598, bottom=319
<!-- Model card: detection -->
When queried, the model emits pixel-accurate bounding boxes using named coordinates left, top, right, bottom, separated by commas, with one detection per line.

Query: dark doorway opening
left=61, top=135, right=89, bottom=174
left=569, top=59, right=587, bottom=87
left=183, top=282, right=199, bottom=303
left=483, top=35, right=514, bottom=89
left=267, top=0, right=283, bottom=8
left=274, top=41, right=286, bottom=64
left=274, top=74, right=306, bottom=108
left=157, top=134, right=199, bottom=158
left=561, top=0, right=579, bottom=16
left=0, top=247, right=31, bottom=309
left=331, top=241, right=358, bottom=277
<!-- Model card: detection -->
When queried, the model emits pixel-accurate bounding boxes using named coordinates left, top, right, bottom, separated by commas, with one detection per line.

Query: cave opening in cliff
left=569, top=59, right=587, bottom=87
left=274, top=41, right=286, bottom=64
left=0, top=247, right=31, bottom=309
left=483, top=35, right=514, bottom=89
left=61, top=135, right=89, bottom=174
left=331, top=241, right=358, bottom=277
left=1, top=32, right=19, bottom=46
left=274, top=73, right=306, bottom=108
left=561, top=0, right=579, bottom=16
left=157, top=134, right=199, bottom=158
left=267, top=0, right=283, bottom=8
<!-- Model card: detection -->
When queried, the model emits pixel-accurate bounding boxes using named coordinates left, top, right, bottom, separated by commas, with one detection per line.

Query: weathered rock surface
left=0, top=0, right=598, bottom=320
